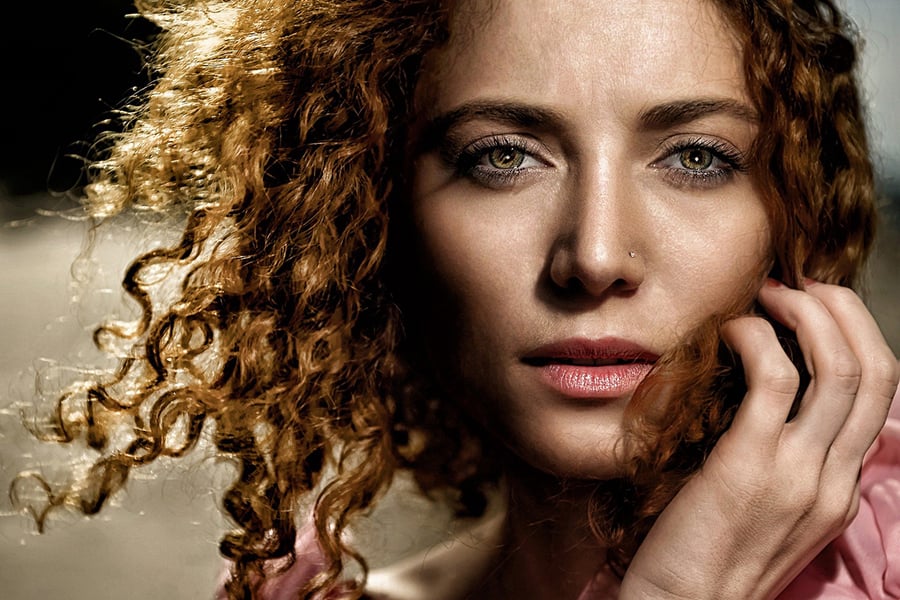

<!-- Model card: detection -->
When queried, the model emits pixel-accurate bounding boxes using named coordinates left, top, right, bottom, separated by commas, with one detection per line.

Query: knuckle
left=778, top=483, right=819, bottom=519
left=795, top=485, right=820, bottom=513
left=825, top=285, right=863, bottom=311
left=797, top=293, right=828, bottom=316
left=776, top=462, right=819, bottom=514
left=809, top=463, right=861, bottom=531
left=870, top=355, right=900, bottom=390
left=819, top=506, right=849, bottom=532
left=760, top=360, right=800, bottom=396
left=816, top=487, right=858, bottom=531
left=824, top=348, right=862, bottom=390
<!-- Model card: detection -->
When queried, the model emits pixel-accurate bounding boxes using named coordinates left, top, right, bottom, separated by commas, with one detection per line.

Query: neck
left=473, top=464, right=621, bottom=600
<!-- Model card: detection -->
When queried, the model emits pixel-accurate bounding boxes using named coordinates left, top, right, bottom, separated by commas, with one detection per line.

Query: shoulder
left=364, top=510, right=506, bottom=600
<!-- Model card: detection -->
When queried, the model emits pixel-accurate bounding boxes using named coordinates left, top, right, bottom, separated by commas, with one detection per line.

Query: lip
left=521, top=337, right=659, bottom=399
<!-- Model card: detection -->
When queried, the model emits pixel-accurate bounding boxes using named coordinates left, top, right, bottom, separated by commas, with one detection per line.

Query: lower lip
left=533, top=363, right=655, bottom=399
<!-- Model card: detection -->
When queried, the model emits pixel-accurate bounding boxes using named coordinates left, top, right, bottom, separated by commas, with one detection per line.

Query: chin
left=501, top=421, right=628, bottom=481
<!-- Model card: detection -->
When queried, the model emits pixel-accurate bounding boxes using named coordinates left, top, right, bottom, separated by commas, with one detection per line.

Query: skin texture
left=405, top=1, right=899, bottom=598
left=619, top=280, right=897, bottom=599
left=409, top=0, right=768, bottom=480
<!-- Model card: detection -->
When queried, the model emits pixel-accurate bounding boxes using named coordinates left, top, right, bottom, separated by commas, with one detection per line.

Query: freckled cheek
left=654, top=202, right=771, bottom=320
left=717, top=204, right=773, bottom=280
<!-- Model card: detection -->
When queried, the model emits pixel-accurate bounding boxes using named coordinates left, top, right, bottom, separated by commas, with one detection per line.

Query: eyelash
left=451, top=135, right=545, bottom=188
left=652, top=136, right=748, bottom=188
left=448, top=135, right=748, bottom=189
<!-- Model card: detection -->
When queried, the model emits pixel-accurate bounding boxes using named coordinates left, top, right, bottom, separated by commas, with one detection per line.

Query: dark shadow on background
left=0, top=1, right=159, bottom=199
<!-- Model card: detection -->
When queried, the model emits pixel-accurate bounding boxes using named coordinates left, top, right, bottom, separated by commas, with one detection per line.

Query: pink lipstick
left=522, top=338, right=658, bottom=399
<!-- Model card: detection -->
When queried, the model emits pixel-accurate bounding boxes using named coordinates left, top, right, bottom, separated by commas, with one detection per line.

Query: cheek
left=715, top=203, right=773, bottom=284
left=664, top=204, right=772, bottom=315
left=402, top=205, right=521, bottom=427
left=410, top=190, right=537, bottom=330
left=408, top=201, right=507, bottom=356
left=636, top=180, right=769, bottom=322
left=405, top=191, right=553, bottom=420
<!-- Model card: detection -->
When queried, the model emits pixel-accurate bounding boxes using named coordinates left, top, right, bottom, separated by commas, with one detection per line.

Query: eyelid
left=650, top=134, right=747, bottom=166
left=464, top=135, right=548, bottom=167
left=441, top=131, right=554, bottom=188
left=651, top=136, right=747, bottom=171
left=649, top=134, right=749, bottom=188
left=443, top=131, right=552, bottom=164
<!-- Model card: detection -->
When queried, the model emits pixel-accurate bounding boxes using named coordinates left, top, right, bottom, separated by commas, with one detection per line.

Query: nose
left=548, top=162, right=646, bottom=297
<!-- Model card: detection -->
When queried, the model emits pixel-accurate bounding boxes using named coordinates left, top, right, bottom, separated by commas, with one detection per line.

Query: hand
left=619, top=279, right=899, bottom=600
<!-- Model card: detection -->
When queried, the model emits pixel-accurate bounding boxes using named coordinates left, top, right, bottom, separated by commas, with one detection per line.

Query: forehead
left=418, top=0, right=747, bottom=119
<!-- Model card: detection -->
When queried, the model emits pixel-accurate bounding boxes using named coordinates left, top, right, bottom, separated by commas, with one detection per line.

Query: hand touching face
left=619, top=280, right=898, bottom=598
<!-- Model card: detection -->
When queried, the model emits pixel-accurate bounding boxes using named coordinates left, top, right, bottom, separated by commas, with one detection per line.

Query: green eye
left=679, top=148, right=714, bottom=170
left=487, top=146, right=526, bottom=170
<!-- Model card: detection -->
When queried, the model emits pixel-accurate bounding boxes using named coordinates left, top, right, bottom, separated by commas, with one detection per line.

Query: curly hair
left=598, top=0, right=877, bottom=571
left=13, top=0, right=876, bottom=598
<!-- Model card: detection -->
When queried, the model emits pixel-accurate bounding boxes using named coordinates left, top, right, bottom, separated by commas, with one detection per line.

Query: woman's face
left=406, top=0, right=770, bottom=478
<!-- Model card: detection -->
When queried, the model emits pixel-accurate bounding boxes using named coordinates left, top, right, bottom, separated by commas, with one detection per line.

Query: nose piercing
left=628, top=251, right=636, bottom=258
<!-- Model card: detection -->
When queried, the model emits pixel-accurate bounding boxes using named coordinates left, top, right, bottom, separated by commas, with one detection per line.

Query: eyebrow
left=638, top=98, right=758, bottom=130
left=413, top=101, right=567, bottom=154
left=411, top=97, right=758, bottom=154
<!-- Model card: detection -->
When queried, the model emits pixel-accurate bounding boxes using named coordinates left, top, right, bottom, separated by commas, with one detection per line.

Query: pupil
left=681, top=149, right=712, bottom=170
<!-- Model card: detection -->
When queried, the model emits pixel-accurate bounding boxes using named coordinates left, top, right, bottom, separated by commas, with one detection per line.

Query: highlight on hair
left=11, top=0, right=877, bottom=597
left=13, top=1, right=451, bottom=598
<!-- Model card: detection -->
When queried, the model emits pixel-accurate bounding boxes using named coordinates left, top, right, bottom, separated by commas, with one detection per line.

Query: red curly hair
left=13, top=0, right=876, bottom=598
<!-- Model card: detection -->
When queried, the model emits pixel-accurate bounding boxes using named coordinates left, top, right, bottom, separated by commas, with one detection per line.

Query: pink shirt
left=778, top=413, right=900, bottom=599
left=219, top=402, right=900, bottom=599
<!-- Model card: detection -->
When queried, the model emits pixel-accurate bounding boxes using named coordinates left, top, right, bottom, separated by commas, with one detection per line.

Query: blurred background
left=1, top=1, right=898, bottom=598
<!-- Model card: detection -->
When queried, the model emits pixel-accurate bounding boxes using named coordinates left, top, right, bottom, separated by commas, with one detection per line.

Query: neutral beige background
left=1, top=1, right=898, bottom=598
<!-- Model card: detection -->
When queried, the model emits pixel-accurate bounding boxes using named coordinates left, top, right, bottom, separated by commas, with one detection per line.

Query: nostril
left=545, top=236, right=646, bottom=300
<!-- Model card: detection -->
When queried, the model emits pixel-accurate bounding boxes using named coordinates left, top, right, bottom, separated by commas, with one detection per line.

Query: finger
left=803, top=280, right=899, bottom=460
left=757, top=279, right=860, bottom=449
left=721, top=315, right=799, bottom=452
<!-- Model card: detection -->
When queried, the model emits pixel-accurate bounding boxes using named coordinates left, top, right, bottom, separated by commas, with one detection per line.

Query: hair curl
left=13, top=0, right=876, bottom=598
left=588, top=0, right=877, bottom=573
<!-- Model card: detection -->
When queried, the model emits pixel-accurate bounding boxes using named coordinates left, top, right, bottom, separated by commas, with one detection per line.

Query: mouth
left=522, top=356, right=652, bottom=367
left=521, top=337, right=658, bottom=399
left=522, top=337, right=659, bottom=365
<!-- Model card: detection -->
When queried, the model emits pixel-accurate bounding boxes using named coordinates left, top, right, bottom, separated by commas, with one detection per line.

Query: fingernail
left=765, top=277, right=784, bottom=288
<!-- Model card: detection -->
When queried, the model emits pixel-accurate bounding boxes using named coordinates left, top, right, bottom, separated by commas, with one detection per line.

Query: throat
left=471, top=476, right=621, bottom=600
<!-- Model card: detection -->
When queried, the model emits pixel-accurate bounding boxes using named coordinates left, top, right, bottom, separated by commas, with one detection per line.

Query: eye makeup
left=650, top=135, right=749, bottom=189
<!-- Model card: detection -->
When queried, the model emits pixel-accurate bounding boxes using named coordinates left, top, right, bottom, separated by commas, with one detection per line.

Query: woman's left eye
left=653, top=138, right=747, bottom=187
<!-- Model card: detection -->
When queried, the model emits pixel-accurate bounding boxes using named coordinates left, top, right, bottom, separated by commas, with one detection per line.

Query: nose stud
left=628, top=251, right=636, bottom=258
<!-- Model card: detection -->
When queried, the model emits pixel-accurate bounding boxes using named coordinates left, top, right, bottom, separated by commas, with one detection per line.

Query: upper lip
left=521, top=337, right=660, bottom=366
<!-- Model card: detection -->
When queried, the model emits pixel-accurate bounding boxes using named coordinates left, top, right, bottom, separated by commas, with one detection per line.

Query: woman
left=14, top=0, right=899, bottom=598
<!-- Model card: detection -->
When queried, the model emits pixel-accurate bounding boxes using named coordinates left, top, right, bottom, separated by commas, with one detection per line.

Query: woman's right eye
left=454, top=136, right=546, bottom=188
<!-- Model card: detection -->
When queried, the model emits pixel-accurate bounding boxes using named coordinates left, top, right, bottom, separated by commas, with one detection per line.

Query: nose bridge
left=550, top=150, right=644, bottom=294
left=571, top=155, right=629, bottom=260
